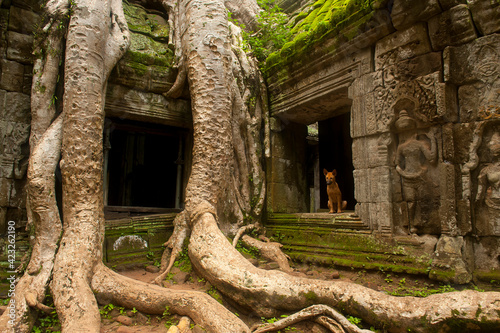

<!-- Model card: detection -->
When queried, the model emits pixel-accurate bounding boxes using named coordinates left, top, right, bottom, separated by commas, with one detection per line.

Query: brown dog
left=323, top=169, right=347, bottom=214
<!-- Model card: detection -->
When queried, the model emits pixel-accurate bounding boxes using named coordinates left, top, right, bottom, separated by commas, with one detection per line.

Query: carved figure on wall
left=475, top=129, right=500, bottom=235
left=394, top=110, right=439, bottom=234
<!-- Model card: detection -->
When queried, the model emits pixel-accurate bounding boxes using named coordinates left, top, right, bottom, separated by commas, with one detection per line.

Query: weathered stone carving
left=393, top=109, right=440, bottom=234
left=464, top=121, right=500, bottom=236
left=444, top=34, right=500, bottom=121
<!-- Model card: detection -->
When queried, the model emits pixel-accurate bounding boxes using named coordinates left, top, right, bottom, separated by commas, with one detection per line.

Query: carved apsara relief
left=391, top=107, right=441, bottom=235
left=462, top=121, right=500, bottom=236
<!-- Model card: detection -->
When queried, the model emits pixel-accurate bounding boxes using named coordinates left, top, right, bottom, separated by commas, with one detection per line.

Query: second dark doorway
left=318, top=111, right=356, bottom=211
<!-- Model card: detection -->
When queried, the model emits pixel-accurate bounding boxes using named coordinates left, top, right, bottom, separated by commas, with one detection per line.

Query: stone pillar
left=266, top=117, right=308, bottom=214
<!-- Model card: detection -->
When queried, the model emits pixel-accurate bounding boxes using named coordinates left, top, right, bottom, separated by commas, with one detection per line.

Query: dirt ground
left=20, top=251, right=494, bottom=332
left=96, top=260, right=466, bottom=333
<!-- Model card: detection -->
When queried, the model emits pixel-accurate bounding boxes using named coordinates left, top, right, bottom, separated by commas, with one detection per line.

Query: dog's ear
left=332, top=169, right=337, bottom=176
left=323, top=168, right=328, bottom=176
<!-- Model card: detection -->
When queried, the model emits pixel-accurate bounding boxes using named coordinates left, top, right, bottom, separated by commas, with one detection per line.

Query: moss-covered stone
left=263, top=0, right=380, bottom=77
left=122, top=1, right=173, bottom=68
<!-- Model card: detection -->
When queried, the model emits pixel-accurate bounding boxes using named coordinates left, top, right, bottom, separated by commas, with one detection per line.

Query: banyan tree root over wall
left=1, top=0, right=500, bottom=332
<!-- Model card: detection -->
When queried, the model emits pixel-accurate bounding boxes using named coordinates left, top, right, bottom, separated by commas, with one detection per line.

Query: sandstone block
left=6, top=31, right=33, bottom=64
left=351, top=138, right=367, bottom=169
left=0, top=178, right=12, bottom=207
left=438, top=0, right=466, bottom=11
left=353, top=169, right=369, bottom=202
left=444, top=34, right=500, bottom=84
left=3, top=92, right=30, bottom=123
left=441, top=123, right=455, bottom=162
left=435, top=82, right=459, bottom=123
left=467, top=0, right=500, bottom=35
left=369, top=167, right=392, bottom=202
left=472, top=237, right=500, bottom=270
left=371, top=201, right=393, bottom=234
left=0, top=9, right=9, bottom=57
left=393, top=52, right=443, bottom=80
left=458, top=85, right=482, bottom=122
left=9, top=178, right=26, bottom=207
left=11, top=0, right=42, bottom=11
left=0, top=59, right=24, bottom=92
left=0, top=207, right=7, bottom=234
left=375, top=23, right=432, bottom=70
left=8, top=6, right=39, bottom=34
left=22, top=65, right=33, bottom=95
left=391, top=0, right=442, bottom=30
left=428, top=5, right=477, bottom=51
left=456, top=199, right=472, bottom=235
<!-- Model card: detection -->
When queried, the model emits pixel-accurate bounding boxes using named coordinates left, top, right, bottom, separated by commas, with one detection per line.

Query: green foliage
left=31, top=294, right=60, bottom=333
left=347, top=315, right=362, bottom=326
left=235, top=240, right=260, bottom=259
left=99, top=303, right=116, bottom=319
left=174, top=246, right=192, bottom=273
left=387, top=283, right=457, bottom=297
left=207, top=286, right=223, bottom=304
left=237, top=0, right=292, bottom=63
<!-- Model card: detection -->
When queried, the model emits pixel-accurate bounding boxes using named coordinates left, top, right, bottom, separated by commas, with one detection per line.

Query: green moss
left=303, top=290, right=318, bottom=302
left=263, top=0, right=377, bottom=76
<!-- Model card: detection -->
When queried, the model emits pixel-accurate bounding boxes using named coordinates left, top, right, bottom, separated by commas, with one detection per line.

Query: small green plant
left=261, top=316, right=278, bottom=324
left=347, top=315, right=362, bottom=327
left=236, top=0, right=292, bottom=63
left=174, top=246, right=193, bottom=273
left=32, top=294, right=60, bottom=332
left=235, top=240, right=260, bottom=259
left=207, top=286, right=223, bottom=304
left=162, top=306, right=171, bottom=318
left=99, top=303, right=116, bottom=319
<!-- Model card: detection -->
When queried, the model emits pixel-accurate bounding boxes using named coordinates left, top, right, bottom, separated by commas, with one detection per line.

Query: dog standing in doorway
left=323, top=169, right=347, bottom=214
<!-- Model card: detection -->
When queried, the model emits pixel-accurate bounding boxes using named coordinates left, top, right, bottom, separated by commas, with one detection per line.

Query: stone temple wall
left=268, top=0, right=500, bottom=282
left=0, top=0, right=39, bottom=235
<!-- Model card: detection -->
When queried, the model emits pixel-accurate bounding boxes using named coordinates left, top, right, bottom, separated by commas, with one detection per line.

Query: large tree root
left=252, top=305, right=372, bottom=333
left=0, top=116, right=63, bottom=332
left=188, top=207, right=500, bottom=332
left=152, top=211, right=189, bottom=285
left=241, top=235, right=292, bottom=273
left=92, top=264, right=251, bottom=333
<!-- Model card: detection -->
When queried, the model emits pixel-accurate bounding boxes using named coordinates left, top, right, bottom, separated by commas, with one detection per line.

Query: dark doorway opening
left=318, top=111, right=356, bottom=211
left=105, top=118, right=187, bottom=210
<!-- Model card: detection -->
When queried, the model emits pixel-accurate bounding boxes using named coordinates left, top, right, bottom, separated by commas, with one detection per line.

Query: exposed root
left=252, top=305, right=371, bottom=333
left=0, top=116, right=64, bottom=333
left=152, top=211, right=189, bottom=285
left=92, top=264, right=251, bottom=333
left=232, top=222, right=260, bottom=246
left=25, top=293, right=54, bottom=315
left=189, top=208, right=500, bottom=331
left=314, top=316, right=345, bottom=333
left=164, top=58, right=187, bottom=98
left=241, top=235, right=292, bottom=273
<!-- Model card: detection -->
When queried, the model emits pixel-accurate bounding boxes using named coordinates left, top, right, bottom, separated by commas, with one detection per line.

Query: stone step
left=268, top=212, right=370, bottom=231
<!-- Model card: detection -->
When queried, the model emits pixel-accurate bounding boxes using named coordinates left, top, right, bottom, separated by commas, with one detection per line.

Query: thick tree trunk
left=3, top=0, right=500, bottom=332
left=50, top=0, right=111, bottom=330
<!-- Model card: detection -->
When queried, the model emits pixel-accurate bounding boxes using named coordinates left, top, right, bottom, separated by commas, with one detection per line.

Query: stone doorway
left=318, top=110, right=356, bottom=211
left=103, top=118, right=189, bottom=218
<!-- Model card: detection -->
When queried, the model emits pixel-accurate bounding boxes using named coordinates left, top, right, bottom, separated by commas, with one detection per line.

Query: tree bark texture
left=2, top=0, right=500, bottom=332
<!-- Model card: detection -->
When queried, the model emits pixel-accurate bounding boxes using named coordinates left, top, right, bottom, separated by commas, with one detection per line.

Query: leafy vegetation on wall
left=239, top=0, right=380, bottom=76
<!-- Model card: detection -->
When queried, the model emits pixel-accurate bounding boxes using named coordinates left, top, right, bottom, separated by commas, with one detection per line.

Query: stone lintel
left=105, top=84, right=191, bottom=128
left=270, top=48, right=372, bottom=125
